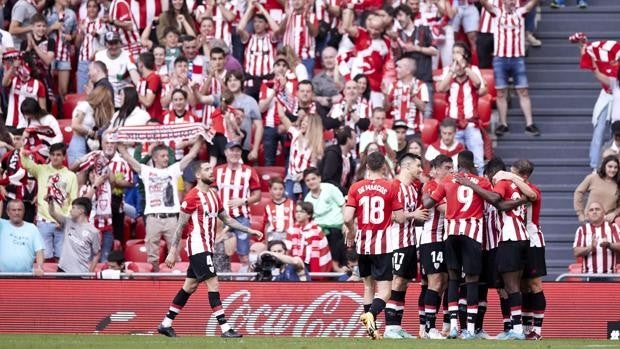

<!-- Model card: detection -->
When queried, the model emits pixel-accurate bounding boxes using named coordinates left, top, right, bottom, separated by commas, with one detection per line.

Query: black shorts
left=358, top=253, right=393, bottom=281
left=496, top=240, right=530, bottom=274
left=187, top=252, right=217, bottom=282
left=419, top=242, right=447, bottom=275
left=392, top=245, right=418, bottom=280
left=480, top=248, right=502, bottom=288
left=444, top=235, right=482, bottom=275
left=523, top=246, right=547, bottom=279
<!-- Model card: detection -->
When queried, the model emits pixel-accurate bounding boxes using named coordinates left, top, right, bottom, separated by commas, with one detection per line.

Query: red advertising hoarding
left=0, top=280, right=618, bottom=338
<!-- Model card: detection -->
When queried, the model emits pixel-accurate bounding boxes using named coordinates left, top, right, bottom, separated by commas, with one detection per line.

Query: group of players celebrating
left=344, top=150, right=546, bottom=340
left=153, top=149, right=545, bottom=340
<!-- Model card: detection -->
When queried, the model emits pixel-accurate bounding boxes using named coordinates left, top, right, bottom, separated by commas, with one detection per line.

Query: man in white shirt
left=359, top=108, right=398, bottom=158
left=118, top=138, right=202, bottom=271
left=94, top=31, right=140, bottom=108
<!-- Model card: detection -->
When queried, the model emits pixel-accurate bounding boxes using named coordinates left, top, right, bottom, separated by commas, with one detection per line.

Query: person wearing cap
left=213, top=141, right=262, bottom=272
left=94, top=31, right=140, bottom=108
left=392, top=120, right=411, bottom=161
left=237, top=1, right=280, bottom=101
left=258, top=57, right=296, bottom=166
left=117, top=136, right=203, bottom=271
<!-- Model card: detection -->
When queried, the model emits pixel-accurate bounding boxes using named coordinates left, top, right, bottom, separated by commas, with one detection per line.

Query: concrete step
left=528, top=82, right=600, bottom=91
left=542, top=194, right=576, bottom=211
left=529, top=94, right=598, bottom=109
left=536, top=31, right=620, bottom=40
left=540, top=208, right=578, bottom=217
left=526, top=68, right=594, bottom=82
left=498, top=133, right=591, bottom=141
left=496, top=145, right=588, bottom=159
left=528, top=182, right=586, bottom=192
left=541, top=5, right=620, bottom=14
left=530, top=168, right=591, bottom=184
left=541, top=218, right=581, bottom=238
left=506, top=107, right=593, bottom=117
left=497, top=139, right=589, bottom=148
left=538, top=19, right=619, bottom=32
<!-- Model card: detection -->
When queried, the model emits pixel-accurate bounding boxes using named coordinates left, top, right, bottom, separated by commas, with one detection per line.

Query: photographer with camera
left=254, top=240, right=309, bottom=282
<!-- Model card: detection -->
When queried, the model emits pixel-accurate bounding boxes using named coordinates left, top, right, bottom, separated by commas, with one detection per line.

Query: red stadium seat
left=432, top=96, right=448, bottom=122
left=256, top=166, right=286, bottom=192
left=480, top=69, right=496, bottom=101
left=563, top=263, right=584, bottom=282
left=421, top=119, right=440, bottom=145
left=125, top=239, right=144, bottom=247
left=478, top=95, right=493, bottom=128
left=323, top=130, right=334, bottom=142
left=57, top=119, right=73, bottom=144
left=134, top=216, right=146, bottom=240
left=123, top=216, right=132, bottom=244
left=159, top=262, right=190, bottom=273
left=124, top=241, right=166, bottom=263
left=249, top=195, right=271, bottom=217
left=62, top=93, right=87, bottom=119
left=131, top=262, right=154, bottom=272
left=43, top=262, right=58, bottom=272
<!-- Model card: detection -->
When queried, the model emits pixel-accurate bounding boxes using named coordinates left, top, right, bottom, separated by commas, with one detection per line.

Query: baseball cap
left=393, top=120, right=409, bottom=130
left=225, top=141, right=243, bottom=150
left=104, top=31, right=121, bottom=44
left=274, top=57, right=290, bottom=68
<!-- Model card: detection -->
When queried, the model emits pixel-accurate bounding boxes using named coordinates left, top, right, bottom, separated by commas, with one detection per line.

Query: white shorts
left=452, top=5, right=480, bottom=33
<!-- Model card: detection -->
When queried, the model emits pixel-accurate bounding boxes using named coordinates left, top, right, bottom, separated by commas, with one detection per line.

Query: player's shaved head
left=484, top=157, right=506, bottom=180
left=457, top=150, right=476, bottom=174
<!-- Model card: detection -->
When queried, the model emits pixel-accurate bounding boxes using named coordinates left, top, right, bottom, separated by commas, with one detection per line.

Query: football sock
left=532, top=291, right=546, bottom=336
left=458, top=283, right=467, bottom=331
left=369, top=298, right=387, bottom=320
left=162, top=288, right=191, bottom=327
left=364, top=304, right=371, bottom=313
left=500, top=296, right=512, bottom=332
left=442, top=290, right=450, bottom=332
left=385, top=290, right=406, bottom=327
left=476, top=284, right=488, bottom=332
left=465, top=282, right=478, bottom=334
left=522, top=292, right=534, bottom=333
left=447, top=279, right=459, bottom=330
left=418, top=285, right=427, bottom=333
left=508, top=292, right=523, bottom=333
left=209, top=291, right=230, bottom=333
left=424, top=289, right=440, bottom=332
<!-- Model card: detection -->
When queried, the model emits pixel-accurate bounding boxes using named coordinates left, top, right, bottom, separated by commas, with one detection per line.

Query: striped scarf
left=108, top=123, right=208, bottom=143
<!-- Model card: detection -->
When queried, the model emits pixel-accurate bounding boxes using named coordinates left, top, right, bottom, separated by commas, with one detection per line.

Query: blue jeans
left=263, top=126, right=284, bottom=166
left=302, top=58, right=316, bottom=79
left=525, top=9, right=536, bottom=33
left=456, top=124, right=485, bottom=175
left=590, top=104, right=611, bottom=169
left=100, top=230, right=114, bottom=262
left=77, top=60, right=90, bottom=94
left=67, top=135, right=87, bottom=167
left=493, top=57, right=529, bottom=89
left=232, top=216, right=250, bottom=256
left=285, top=179, right=308, bottom=201
left=37, top=221, right=64, bottom=259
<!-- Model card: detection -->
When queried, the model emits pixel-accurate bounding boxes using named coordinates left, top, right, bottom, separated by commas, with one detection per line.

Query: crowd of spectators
left=10, top=0, right=615, bottom=280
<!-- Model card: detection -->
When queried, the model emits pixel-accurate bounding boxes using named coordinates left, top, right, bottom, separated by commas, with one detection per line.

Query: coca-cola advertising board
left=0, top=280, right=617, bottom=338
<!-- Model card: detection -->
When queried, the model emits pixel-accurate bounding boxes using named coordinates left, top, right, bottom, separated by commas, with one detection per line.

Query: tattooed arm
left=218, top=210, right=264, bottom=240
left=164, top=212, right=191, bottom=268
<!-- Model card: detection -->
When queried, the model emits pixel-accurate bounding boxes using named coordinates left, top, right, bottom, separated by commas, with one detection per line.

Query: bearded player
left=345, top=152, right=405, bottom=340
left=157, top=162, right=263, bottom=338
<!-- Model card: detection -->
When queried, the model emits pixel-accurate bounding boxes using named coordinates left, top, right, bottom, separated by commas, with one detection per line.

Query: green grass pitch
left=1, top=335, right=618, bottom=349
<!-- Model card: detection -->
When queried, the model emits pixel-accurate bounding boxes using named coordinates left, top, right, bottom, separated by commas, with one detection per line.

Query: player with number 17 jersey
left=346, top=179, right=404, bottom=255
left=431, top=173, right=493, bottom=244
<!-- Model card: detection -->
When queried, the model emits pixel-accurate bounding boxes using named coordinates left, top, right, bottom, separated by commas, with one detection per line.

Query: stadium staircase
left=493, top=0, right=620, bottom=279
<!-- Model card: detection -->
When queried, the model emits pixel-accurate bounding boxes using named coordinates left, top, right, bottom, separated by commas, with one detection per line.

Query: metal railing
left=555, top=273, right=620, bottom=281
left=0, top=271, right=348, bottom=279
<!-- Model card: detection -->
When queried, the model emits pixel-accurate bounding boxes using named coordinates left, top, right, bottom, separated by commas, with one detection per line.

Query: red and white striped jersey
left=350, top=28, right=391, bottom=93
left=79, top=182, right=113, bottom=231
left=526, top=182, right=545, bottom=248
left=421, top=179, right=445, bottom=245
left=479, top=0, right=501, bottom=33
left=78, top=17, right=108, bottom=61
left=0, top=150, right=35, bottom=202
left=387, top=78, right=429, bottom=134
left=483, top=202, right=500, bottom=251
left=573, top=222, right=620, bottom=274
left=195, top=3, right=239, bottom=47
left=315, top=0, right=339, bottom=29
left=188, top=55, right=207, bottom=84
left=259, top=78, right=297, bottom=128
left=445, top=74, right=480, bottom=128
left=258, top=0, right=284, bottom=23
left=424, top=140, right=465, bottom=166
left=6, top=77, right=47, bottom=128
left=346, top=178, right=404, bottom=255
left=287, top=221, right=332, bottom=272
left=329, top=98, right=373, bottom=129
left=51, top=10, right=76, bottom=62
left=214, top=164, right=261, bottom=218
left=389, top=179, right=421, bottom=250
left=431, top=173, right=492, bottom=243
left=494, top=180, right=529, bottom=242
left=108, top=153, right=133, bottom=196
left=181, top=187, right=223, bottom=256
left=283, top=12, right=317, bottom=60
left=130, top=0, right=164, bottom=30
left=200, top=70, right=227, bottom=126
left=137, top=71, right=163, bottom=122
left=243, top=33, right=278, bottom=77
left=263, top=198, right=295, bottom=233
left=109, top=0, right=141, bottom=54
left=287, top=127, right=314, bottom=177
left=491, top=5, right=527, bottom=58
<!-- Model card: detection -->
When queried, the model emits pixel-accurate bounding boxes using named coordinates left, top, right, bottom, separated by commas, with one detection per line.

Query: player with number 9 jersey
left=430, top=172, right=493, bottom=244
left=346, top=178, right=404, bottom=255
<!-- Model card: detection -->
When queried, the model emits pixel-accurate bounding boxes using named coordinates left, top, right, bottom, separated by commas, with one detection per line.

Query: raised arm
left=478, top=0, right=496, bottom=14
left=342, top=4, right=359, bottom=38
left=46, top=196, right=66, bottom=225
left=236, top=3, right=254, bottom=43
left=178, top=137, right=202, bottom=171
left=116, top=143, right=143, bottom=173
